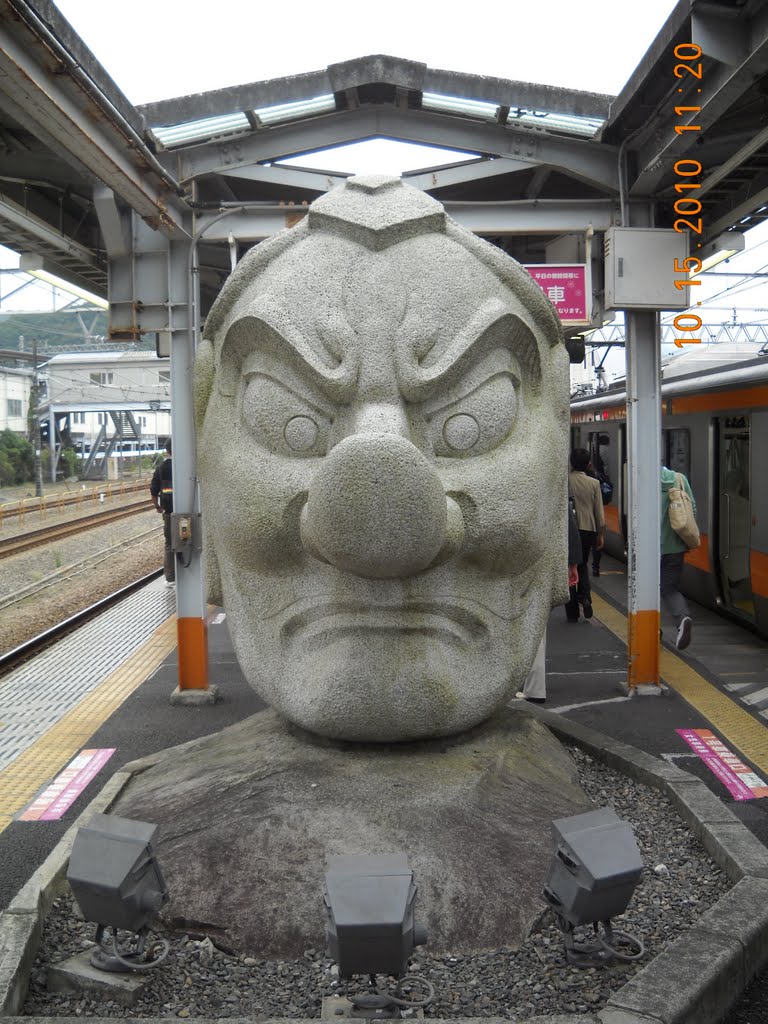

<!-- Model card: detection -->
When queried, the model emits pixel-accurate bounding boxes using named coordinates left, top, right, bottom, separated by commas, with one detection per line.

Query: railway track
left=0, top=569, right=163, bottom=676
left=0, top=500, right=152, bottom=559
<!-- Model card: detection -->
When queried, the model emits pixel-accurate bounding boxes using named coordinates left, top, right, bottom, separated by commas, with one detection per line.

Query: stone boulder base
left=114, top=708, right=591, bottom=957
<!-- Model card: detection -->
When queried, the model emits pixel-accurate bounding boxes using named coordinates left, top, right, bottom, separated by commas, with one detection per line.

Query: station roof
left=1, top=0, right=768, bottom=313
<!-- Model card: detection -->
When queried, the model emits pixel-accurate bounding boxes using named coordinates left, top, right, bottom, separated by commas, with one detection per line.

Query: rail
left=0, top=569, right=164, bottom=677
left=0, top=500, right=152, bottom=559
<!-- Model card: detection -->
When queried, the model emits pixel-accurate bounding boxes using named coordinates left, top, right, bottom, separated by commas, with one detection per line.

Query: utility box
left=604, top=227, right=689, bottom=310
left=324, top=854, right=426, bottom=978
left=543, top=807, right=643, bottom=927
left=67, top=813, right=168, bottom=932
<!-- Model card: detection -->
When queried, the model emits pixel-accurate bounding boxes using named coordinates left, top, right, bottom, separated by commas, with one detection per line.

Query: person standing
left=661, top=465, right=695, bottom=650
left=566, top=448, right=604, bottom=621
left=150, top=439, right=175, bottom=584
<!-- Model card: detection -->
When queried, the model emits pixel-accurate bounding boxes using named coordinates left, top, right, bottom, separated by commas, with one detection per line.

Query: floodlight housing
left=543, top=807, right=643, bottom=928
left=67, top=813, right=169, bottom=933
left=324, top=854, right=427, bottom=978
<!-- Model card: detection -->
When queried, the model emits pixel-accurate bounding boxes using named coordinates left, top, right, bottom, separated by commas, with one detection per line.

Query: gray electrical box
left=543, top=807, right=643, bottom=927
left=324, top=854, right=426, bottom=978
left=604, top=227, right=689, bottom=310
left=67, top=813, right=169, bottom=932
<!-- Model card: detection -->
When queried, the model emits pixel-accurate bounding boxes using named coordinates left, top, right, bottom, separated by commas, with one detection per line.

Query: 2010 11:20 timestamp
left=671, top=42, right=706, bottom=348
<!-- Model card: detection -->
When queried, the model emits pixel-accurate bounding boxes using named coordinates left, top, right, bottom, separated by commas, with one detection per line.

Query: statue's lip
left=280, top=600, right=488, bottom=646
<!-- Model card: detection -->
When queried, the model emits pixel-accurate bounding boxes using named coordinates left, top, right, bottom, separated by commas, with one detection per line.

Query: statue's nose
left=300, top=433, right=461, bottom=579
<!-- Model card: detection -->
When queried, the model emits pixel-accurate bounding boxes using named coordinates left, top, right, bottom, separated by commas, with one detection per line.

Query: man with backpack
left=150, top=439, right=175, bottom=583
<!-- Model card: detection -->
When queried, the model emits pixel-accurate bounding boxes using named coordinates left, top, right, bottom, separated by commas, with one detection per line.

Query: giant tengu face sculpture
left=194, top=175, right=569, bottom=741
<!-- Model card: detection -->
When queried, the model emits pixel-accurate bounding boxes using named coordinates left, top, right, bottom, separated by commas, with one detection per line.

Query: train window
left=663, top=428, right=690, bottom=477
left=587, top=431, right=611, bottom=480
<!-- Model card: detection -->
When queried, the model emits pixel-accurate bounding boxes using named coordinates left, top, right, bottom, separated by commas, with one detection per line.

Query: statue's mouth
left=281, top=601, right=488, bottom=649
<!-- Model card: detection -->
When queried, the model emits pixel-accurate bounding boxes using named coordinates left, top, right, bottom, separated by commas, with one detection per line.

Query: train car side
left=571, top=357, right=768, bottom=638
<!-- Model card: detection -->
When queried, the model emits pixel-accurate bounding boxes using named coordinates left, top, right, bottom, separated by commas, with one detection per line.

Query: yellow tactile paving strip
left=592, top=593, right=768, bottom=775
left=0, top=615, right=177, bottom=838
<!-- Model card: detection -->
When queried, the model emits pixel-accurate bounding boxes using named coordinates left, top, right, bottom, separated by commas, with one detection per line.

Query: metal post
left=624, top=310, right=662, bottom=693
left=170, top=237, right=212, bottom=700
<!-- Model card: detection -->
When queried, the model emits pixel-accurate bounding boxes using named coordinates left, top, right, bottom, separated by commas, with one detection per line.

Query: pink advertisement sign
left=524, top=264, right=589, bottom=324
left=676, top=729, right=768, bottom=801
left=19, top=748, right=115, bottom=821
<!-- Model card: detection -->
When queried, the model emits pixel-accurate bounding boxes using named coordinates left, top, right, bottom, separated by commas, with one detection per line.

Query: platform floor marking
left=553, top=695, right=632, bottom=714
left=0, top=615, right=176, bottom=838
left=591, top=593, right=768, bottom=775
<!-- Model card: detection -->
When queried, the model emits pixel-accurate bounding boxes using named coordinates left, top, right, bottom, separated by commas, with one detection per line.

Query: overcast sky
left=55, top=0, right=678, bottom=105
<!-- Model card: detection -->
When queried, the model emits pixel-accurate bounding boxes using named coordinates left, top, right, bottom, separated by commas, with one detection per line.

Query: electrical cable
left=102, top=926, right=170, bottom=972
left=349, top=974, right=435, bottom=1011
left=594, top=922, right=645, bottom=962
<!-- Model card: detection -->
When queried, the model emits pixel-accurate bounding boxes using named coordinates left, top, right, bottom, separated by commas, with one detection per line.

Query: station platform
left=1, top=554, right=767, bottom=917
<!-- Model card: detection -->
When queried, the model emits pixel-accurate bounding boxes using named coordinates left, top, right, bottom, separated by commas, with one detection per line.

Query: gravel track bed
left=23, top=746, right=730, bottom=1020
left=0, top=510, right=164, bottom=655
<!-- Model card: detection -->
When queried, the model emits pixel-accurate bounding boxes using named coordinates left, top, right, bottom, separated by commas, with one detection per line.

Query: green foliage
left=60, top=446, right=80, bottom=479
left=0, top=429, right=34, bottom=485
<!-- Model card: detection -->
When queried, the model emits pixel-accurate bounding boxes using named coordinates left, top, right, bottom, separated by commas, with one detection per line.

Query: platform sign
left=676, top=729, right=768, bottom=801
left=524, top=264, right=590, bottom=325
left=18, top=748, right=115, bottom=821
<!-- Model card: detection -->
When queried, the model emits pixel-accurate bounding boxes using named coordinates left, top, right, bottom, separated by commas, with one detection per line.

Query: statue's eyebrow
left=396, top=299, right=542, bottom=402
left=217, top=306, right=357, bottom=401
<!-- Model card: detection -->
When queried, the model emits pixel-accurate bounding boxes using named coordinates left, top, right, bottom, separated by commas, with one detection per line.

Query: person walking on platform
left=661, top=465, right=695, bottom=650
left=150, top=439, right=175, bottom=584
left=566, top=448, right=604, bottom=622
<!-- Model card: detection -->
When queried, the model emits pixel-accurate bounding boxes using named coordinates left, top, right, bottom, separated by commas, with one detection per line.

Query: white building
left=0, top=364, right=33, bottom=434
left=40, top=350, right=171, bottom=479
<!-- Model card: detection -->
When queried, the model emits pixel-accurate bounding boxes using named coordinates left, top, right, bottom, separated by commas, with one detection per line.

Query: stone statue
left=194, top=174, right=569, bottom=741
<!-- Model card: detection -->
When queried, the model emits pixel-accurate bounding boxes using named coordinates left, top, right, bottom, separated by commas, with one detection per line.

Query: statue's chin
left=245, top=630, right=522, bottom=742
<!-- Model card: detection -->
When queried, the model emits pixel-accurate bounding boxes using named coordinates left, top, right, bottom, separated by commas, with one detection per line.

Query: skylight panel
left=152, top=112, right=250, bottom=147
left=254, top=94, right=336, bottom=125
left=422, top=92, right=498, bottom=120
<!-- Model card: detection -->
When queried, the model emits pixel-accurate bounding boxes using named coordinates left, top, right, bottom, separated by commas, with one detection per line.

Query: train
left=570, top=348, right=768, bottom=639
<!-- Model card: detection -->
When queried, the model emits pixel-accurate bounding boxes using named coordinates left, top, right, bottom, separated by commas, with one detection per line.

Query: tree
left=0, top=429, right=35, bottom=485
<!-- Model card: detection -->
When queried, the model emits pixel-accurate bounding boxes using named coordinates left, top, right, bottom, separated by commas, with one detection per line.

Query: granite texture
left=113, top=707, right=591, bottom=959
left=195, top=174, right=568, bottom=741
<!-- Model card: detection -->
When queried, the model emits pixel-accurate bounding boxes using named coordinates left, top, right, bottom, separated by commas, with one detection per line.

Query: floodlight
left=67, top=813, right=170, bottom=972
left=543, top=807, right=645, bottom=967
left=323, top=854, right=432, bottom=1013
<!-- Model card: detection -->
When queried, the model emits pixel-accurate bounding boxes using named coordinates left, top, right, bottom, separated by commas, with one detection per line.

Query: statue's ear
left=194, top=338, right=215, bottom=429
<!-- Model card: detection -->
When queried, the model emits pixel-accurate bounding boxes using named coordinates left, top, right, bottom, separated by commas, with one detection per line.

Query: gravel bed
left=23, top=745, right=730, bottom=1020
left=0, top=510, right=164, bottom=655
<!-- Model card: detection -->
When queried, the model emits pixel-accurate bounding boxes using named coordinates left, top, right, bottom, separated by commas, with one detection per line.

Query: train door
left=716, top=415, right=756, bottom=621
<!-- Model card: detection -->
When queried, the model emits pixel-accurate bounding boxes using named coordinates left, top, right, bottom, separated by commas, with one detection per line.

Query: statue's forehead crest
left=308, top=174, right=446, bottom=251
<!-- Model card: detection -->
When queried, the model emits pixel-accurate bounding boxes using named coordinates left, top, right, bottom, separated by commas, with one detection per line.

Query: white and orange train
left=570, top=352, right=768, bottom=639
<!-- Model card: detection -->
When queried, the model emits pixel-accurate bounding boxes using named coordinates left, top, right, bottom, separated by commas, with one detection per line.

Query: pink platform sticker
left=676, top=729, right=768, bottom=801
left=19, top=748, right=115, bottom=821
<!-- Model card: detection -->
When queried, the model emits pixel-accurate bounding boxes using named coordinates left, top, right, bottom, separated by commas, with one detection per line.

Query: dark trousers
left=660, top=551, right=689, bottom=626
left=566, top=530, right=597, bottom=620
left=162, top=512, right=176, bottom=582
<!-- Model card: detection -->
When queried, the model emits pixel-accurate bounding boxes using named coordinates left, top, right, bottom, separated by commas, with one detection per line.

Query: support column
left=168, top=237, right=214, bottom=702
left=624, top=310, right=662, bottom=693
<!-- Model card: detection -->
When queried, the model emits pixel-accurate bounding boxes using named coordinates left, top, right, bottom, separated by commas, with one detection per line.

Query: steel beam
left=0, top=7, right=188, bottom=237
left=220, top=163, right=348, bottom=193
left=403, top=156, right=532, bottom=190
left=171, top=108, right=619, bottom=193
left=629, top=5, right=768, bottom=196
left=0, top=194, right=103, bottom=271
left=192, top=198, right=627, bottom=243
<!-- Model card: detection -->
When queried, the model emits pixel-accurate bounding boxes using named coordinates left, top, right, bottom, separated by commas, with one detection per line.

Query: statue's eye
left=242, top=374, right=331, bottom=457
left=428, top=373, right=519, bottom=458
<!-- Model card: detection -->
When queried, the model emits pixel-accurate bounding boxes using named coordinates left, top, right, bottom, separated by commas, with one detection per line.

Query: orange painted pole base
left=177, top=616, right=209, bottom=690
left=628, top=609, right=660, bottom=688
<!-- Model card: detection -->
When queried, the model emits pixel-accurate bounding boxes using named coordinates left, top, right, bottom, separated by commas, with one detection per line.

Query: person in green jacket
left=661, top=466, right=696, bottom=650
